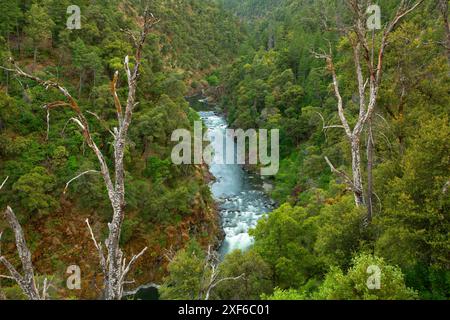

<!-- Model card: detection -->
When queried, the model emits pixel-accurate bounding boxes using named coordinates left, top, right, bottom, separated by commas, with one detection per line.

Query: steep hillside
left=0, top=0, right=240, bottom=299
left=213, top=0, right=450, bottom=300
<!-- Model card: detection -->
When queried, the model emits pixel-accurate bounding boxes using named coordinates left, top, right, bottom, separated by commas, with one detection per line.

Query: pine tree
left=23, top=3, right=55, bottom=67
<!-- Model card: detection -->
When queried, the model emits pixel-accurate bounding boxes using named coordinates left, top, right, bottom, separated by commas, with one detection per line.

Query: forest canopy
left=0, top=0, right=449, bottom=301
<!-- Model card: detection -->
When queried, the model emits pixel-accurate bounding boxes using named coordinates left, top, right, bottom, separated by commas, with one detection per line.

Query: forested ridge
left=209, top=0, right=449, bottom=300
left=0, top=0, right=449, bottom=301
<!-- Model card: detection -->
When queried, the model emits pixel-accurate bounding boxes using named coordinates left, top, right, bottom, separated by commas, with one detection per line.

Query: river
left=198, top=111, right=276, bottom=256
left=130, top=108, right=275, bottom=299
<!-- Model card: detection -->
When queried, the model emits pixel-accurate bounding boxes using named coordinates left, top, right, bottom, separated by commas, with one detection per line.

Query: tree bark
left=78, top=70, right=83, bottom=98
left=315, top=0, right=423, bottom=222
left=2, top=9, right=160, bottom=300
left=439, top=0, right=450, bottom=70
left=199, top=246, right=244, bottom=300
left=351, top=135, right=365, bottom=206
left=366, top=123, right=374, bottom=224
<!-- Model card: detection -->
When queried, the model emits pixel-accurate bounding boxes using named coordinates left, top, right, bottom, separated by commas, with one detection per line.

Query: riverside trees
left=313, top=0, right=424, bottom=222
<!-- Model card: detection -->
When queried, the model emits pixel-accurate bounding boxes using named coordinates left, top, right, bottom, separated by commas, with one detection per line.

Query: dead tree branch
left=314, top=0, right=423, bottom=211
left=0, top=207, right=46, bottom=300
left=3, top=8, right=159, bottom=300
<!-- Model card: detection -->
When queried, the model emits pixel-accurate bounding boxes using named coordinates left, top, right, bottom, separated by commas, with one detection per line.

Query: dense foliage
left=208, top=0, right=449, bottom=300
left=0, top=0, right=240, bottom=299
left=0, top=0, right=448, bottom=301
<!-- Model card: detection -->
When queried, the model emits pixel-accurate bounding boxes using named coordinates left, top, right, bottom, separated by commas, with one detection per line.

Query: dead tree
left=0, top=177, right=49, bottom=300
left=2, top=9, right=160, bottom=300
left=200, top=246, right=244, bottom=300
left=314, top=0, right=423, bottom=223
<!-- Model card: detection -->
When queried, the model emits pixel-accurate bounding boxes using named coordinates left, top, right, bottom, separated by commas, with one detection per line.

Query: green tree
left=24, top=3, right=55, bottom=67
left=213, top=249, right=273, bottom=300
left=375, top=116, right=450, bottom=269
left=262, top=288, right=307, bottom=300
left=313, top=254, right=418, bottom=300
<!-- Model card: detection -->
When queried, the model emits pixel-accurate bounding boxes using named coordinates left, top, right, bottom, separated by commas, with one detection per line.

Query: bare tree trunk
left=163, top=246, right=245, bottom=300
left=16, top=23, right=21, bottom=58
left=2, top=9, right=160, bottom=300
left=315, top=0, right=423, bottom=223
